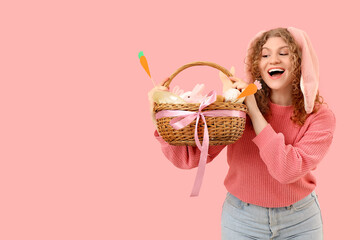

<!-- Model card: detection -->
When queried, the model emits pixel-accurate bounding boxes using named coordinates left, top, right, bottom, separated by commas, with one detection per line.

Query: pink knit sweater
left=155, top=102, right=336, bottom=207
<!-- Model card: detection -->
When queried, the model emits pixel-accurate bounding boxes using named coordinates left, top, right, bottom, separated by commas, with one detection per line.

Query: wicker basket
left=153, top=61, right=247, bottom=146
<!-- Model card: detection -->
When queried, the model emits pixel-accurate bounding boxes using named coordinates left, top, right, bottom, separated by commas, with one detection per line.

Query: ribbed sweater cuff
left=154, top=130, right=168, bottom=146
left=252, top=123, right=277, bottom=148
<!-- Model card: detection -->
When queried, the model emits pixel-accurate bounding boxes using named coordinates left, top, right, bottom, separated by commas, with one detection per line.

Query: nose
left=269, top=54, right=281, bottom=64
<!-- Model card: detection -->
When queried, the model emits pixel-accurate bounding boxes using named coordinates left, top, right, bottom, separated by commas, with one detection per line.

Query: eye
left=262, top=54, right=269, bottom=58
left=279, top=53, right=289, bottom=56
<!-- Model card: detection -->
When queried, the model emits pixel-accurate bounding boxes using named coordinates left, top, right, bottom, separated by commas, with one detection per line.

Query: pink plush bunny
left=180, top=84, right=206, bottom=103
left=171, top=85, right=185, bottom=96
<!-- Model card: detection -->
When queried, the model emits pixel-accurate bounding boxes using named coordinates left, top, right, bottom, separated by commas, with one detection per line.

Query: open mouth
left=268, top=68, right=285, bottom=78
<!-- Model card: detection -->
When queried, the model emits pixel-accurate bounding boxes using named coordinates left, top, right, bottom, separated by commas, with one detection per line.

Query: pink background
left=1, top=0, right=359, bottom=239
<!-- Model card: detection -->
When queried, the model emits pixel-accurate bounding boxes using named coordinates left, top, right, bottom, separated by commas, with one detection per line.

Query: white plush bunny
left=180, top=84, right=206, bottom=103
left=224, top=88, right=242, bottom=102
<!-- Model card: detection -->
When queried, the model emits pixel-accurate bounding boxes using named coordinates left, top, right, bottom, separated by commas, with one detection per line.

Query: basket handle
left=162, top=61, right=234, bottom=88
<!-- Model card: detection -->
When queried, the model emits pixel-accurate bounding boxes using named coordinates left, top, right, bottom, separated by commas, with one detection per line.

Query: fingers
left=148, top=77, right=170, bottom=129
left=155, top=86, right=168, bottom=91
left=228, top=76, right=240, bottom=82
left=229, top=77, right=248, bottom=90
left=232, top=82, right=247, bottom=90
left=148, top=84, right=169, bottom=99
left=148, top=83, right=170, bottom=113
left=160, top=77, right=170, bottom=87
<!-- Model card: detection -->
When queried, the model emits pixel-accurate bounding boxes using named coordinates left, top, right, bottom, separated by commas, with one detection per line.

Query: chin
left=263, top=78, right=292, bottom=91
left=263, top=80, right=280, bottom=89
left=270, top=83, right=292, bottom=92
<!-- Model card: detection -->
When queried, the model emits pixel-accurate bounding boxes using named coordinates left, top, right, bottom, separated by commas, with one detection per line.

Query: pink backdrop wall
left=1, top=0, right=359, bottom=239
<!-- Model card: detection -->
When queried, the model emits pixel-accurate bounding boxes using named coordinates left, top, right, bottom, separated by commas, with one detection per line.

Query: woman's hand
left=148, top=78, right=170, bottom=128
left=228, top=77, right=259, bottom=117
left=229, top=77, right=267, bottom=135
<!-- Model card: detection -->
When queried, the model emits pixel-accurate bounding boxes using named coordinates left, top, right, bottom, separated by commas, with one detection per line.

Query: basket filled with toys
left=152, top=61, right=258, bottom=146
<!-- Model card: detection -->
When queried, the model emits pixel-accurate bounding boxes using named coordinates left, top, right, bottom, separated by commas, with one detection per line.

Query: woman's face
left=259, top=37, right=293, bottom=92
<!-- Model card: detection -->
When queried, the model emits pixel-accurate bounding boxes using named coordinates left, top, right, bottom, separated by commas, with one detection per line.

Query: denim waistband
left=289, top=191, right=317, bottom=209
left=226, top=191, right=317, bottom=209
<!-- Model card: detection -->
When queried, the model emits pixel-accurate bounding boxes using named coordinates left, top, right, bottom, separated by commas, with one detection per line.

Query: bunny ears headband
left=245, top=27, right=319, bottom=114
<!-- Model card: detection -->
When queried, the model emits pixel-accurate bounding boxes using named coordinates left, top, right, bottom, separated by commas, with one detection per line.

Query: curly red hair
left=245, top=28, right=323, bottom=126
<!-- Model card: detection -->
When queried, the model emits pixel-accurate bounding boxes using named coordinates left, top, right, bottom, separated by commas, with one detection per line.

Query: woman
left=149, top=27, right=335, bottom=239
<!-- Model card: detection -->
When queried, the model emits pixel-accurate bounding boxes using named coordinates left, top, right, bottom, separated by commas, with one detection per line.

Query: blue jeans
left=221, top=192, right=323, bottom=239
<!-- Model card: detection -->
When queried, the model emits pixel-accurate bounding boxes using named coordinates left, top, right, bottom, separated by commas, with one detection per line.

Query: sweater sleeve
left=154, top=130, right=226, bottom=169
left=252, top=108, right=336, bottom=184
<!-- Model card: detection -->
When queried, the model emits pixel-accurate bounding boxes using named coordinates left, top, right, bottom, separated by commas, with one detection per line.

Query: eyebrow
left=262, top=46, right=289, bottom=50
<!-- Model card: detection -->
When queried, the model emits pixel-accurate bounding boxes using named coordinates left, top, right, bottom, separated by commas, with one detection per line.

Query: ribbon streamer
left=156, top=91, right=246, bottom=197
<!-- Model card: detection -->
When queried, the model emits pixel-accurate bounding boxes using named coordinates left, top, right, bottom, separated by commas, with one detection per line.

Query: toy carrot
left=139, top=51, right=151, bottom=77
left=236, top=83, right=258, bottom=99
left=138, top=51, right=156, bottom=86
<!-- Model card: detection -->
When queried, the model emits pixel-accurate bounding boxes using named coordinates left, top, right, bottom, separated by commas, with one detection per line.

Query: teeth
left=268, top=68, right=284, bottom=73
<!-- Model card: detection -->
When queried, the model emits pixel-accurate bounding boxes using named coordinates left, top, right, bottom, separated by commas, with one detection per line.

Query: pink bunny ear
left=172, top=85, right=184, bottom=96
left=287, top=27, right=319, bottom=114
left=172, top=85, right=179, bottom=93
left=190, top=84, right=204, bottom=96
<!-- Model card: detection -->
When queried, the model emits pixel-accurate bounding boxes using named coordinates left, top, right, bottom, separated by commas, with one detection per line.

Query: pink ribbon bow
left=156, top=90, right=246, bottom=197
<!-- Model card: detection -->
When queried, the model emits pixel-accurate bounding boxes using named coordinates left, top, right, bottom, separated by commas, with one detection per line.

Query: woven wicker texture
left=154, top=62, right=248, bottom=146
